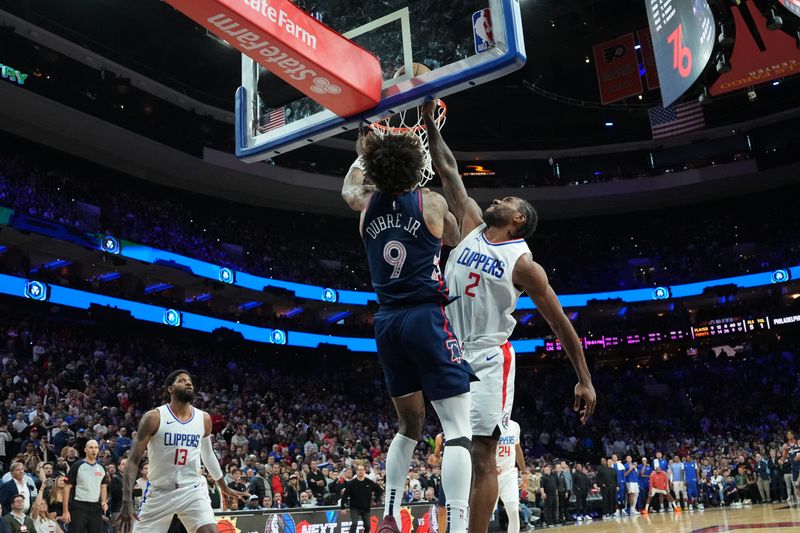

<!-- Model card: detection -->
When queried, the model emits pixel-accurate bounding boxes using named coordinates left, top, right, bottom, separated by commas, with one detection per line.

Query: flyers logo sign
left=446, top=340, right=463, bottom=364
left=603, top=44, right=626, bottom=63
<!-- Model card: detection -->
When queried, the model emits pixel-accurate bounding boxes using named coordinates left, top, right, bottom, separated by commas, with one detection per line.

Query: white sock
left=384, top=433, right=417, bottom=525
left=506, top=503, right=520, bottom=533
left=441, top=445, right=470, bottom=533
left=431, top=394, right=471, bottom=533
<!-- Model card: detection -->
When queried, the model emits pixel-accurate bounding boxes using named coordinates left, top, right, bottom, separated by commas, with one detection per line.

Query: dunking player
left=116, top=370, right=248, bottom=532
left=423, top=103, right=596, bottom=533
left=495, top=419, right=526, bottom=533
left=342, top=129, right=475, bottom=533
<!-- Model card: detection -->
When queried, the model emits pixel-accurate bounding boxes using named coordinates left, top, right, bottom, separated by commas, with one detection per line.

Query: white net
left=368, top=99, right=447, bottom=188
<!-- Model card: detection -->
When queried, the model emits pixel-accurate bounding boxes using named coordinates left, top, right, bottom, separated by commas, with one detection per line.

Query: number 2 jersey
left=147, top=404, right=206, bottom=488
left=363, top=190, right=449, bottom=307
left=445, top=223, right=532, bottom=350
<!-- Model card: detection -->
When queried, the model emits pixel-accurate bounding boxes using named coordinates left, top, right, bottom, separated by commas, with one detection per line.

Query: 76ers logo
left=446, top=340, right=464, bottom=363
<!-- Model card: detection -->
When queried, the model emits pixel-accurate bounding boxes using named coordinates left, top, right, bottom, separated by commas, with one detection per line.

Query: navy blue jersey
left=788, top=443, right=800, bottom=474
left=363, top=190, right=448, bottom=306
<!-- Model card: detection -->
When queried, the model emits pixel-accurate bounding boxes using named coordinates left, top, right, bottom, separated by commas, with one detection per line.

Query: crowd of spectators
left=1, top=135, right=799, bottom=298
left=0, top=304, right=797, bottom=529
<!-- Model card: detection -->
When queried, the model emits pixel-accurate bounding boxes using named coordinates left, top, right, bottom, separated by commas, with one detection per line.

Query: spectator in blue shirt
left=114, top=427, right=132, bottom=458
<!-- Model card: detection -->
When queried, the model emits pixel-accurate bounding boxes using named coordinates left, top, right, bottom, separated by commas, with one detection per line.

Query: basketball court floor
left=549, top=503, right=800, bottom=532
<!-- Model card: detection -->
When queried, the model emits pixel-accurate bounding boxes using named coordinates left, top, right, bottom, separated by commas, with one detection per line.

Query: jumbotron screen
left=644, top=0, right=716, bottom=106
left=780, top=0, right=800, bottom=18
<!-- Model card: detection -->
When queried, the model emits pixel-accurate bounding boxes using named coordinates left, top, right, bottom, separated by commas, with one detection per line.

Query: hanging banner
left=592, top=33, right=643, bottom=104
left=637, top=27, right=660, bottom=90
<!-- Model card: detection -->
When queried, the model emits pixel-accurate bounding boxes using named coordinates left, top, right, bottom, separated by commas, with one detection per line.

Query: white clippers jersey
left=445, top=223, right=532, bottom=350
left=496, top=420, right=521, bottom=473
left=147, top=404, right=205, bottom=487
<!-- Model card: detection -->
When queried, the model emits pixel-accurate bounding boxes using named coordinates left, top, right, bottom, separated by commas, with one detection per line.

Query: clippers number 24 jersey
left=147, top=404, right=206, bottom=487
left=445, top=223, right=531, bottom=350
left=496, top=420, right=521, bottom=474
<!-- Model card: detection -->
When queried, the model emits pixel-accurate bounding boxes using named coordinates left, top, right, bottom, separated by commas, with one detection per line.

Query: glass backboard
left=235, top=0, right=525, bottom=162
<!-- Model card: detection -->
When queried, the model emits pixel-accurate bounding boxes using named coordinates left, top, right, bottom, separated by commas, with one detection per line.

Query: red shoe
left=378, top=516, right=400, bottom=533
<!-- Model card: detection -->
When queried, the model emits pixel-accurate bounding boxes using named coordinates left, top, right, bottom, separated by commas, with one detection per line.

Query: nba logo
left=472, top=8, right=495, bottom=54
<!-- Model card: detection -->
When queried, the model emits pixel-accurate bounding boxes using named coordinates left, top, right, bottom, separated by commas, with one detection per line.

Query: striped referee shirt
left=67, top=459, right=107, bottom=505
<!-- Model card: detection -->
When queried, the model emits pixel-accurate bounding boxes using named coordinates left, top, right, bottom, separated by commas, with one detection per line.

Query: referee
left=342, top=464, right=383, bottom=533
left=63, top=439, right=108, bottom=533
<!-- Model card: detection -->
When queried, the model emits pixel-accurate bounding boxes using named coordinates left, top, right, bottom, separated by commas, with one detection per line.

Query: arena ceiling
left=4, top=0, right=800, bottom=151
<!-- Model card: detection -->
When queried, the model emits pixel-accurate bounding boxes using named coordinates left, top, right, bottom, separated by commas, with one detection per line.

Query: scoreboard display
left=644, top=0, right=716, bottom=106
left=691, top=316, right=772, bottom=338
left=780, top=0, right=800, bottom=18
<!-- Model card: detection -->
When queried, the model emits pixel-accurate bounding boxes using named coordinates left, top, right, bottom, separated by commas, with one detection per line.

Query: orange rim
left=369, top=99, right=447, bottom=134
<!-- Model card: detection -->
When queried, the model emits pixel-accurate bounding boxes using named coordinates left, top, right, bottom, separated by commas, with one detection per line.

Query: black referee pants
left=69, top=502, right=104, bottom=533
left=349, top=508, right=371, bottom=533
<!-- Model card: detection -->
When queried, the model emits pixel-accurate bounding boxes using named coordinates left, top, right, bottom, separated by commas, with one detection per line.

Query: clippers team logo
left=472, top=8, right=495, bottom=54
left=603, top=44, right=626, bottom=63
left=502, top=413, right=510, bottom=429
left=446, top=339, right=464, bottom=364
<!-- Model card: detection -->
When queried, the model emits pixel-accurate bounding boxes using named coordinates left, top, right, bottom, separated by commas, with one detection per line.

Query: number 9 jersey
left=444, top=223, right=531, bottom=351
left=362, top=190, right=450, bottom=307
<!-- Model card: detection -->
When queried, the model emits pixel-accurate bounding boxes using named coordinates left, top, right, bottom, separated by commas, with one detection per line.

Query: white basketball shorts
left=497, top=469, right=520, bottom=505
left=465, top=341, right=515, bottom=437
left=626, top=482, right=639, bottom=495
left=672, top=481, right=686, bottom=495
left=134, top=480, right=216, bottom=533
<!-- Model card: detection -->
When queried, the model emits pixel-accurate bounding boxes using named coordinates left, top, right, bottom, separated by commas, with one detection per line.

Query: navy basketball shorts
left=373, top=302, right=476, bottom=401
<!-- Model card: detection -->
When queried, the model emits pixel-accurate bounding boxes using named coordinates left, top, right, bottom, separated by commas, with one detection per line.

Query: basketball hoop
left=368, top=99, right=447, bottom=188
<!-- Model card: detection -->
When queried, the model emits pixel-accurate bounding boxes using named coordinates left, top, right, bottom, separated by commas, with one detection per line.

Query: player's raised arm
left=420, top=189, right=460, bottom=247
left=512, top=255, right=596, bottom=424
left=342, top=128, right=376, bottom=212
left=422, top=101, right=483, bottom=237
left=116, top=409, right=159, bottom=533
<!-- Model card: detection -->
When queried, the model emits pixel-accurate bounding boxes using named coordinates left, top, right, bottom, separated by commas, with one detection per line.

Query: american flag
left=259, top=107, right=286, bottom=132
left=648, top=101, right=705, bottom=140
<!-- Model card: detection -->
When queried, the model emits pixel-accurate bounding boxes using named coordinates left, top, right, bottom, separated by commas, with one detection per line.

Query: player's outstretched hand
left=574, top=381, right=597, bottom=424
left=356, top=126, right=369, bottom=156
left=115, top=501, right=138, bottom=533
left=421, top=99, right=436, bottom=119
left=220, top=482, right=250, bottom=503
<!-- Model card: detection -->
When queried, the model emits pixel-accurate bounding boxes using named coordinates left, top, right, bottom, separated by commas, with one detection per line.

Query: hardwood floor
left=537, top=503, right=800, bottom=532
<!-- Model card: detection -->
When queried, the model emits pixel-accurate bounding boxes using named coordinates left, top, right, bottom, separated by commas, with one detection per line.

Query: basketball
left=394, top=62, right=431, bottom=78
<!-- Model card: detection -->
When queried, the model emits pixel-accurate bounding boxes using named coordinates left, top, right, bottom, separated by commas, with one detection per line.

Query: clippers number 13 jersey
left=445, top=223, right=531, bottom=350
left=147, top=404, right=205, bottom=487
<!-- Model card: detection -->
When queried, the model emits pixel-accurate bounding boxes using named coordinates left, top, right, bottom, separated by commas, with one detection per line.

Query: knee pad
left=444, top=436, right=471, bottom=452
